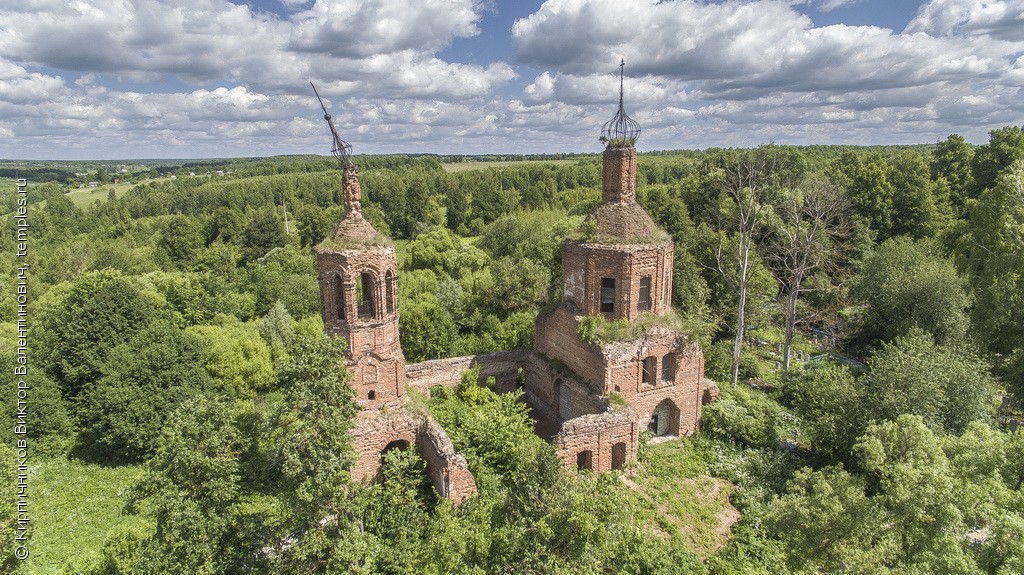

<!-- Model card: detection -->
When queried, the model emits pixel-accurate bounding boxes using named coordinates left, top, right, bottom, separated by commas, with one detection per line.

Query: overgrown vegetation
left=5, top=127, right=1024, bottom=572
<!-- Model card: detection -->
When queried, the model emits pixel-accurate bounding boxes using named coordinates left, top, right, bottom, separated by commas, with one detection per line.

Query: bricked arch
left=648, top=399, right=680, bottom=437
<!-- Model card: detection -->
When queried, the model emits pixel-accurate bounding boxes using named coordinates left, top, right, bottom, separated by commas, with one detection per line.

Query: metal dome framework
left=311, top=82, right=355, bottom=169
left=601, top=60, right=641, bottom=147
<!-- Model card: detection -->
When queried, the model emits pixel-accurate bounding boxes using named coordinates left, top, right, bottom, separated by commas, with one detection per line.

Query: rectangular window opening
left=358, top=272, right=374, bottom=319
left=600, top=277, right=615, bottom=314
left=638, top=276, right=652, bottom=312
left=642, top=356, right=656, bottom=386
left=661, top=354, right=673, bottom=381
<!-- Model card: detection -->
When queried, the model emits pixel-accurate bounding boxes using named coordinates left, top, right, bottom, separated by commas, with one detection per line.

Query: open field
left=65, top=182, right=142, bottom=207
left=24, top=458, right=149, bottom=575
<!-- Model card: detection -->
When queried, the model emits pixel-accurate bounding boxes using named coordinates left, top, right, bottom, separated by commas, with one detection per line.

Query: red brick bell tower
left=315, top=165, right=406, bottom=409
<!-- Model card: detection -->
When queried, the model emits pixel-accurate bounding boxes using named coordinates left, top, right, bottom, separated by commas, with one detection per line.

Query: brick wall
left=350, top=410, right=477, bottom=504
left=601, top=146, right=637, bottom=204
left=554, top=409, right=639, bottom=472
left=342, top=166, right=363, bottom=216
left=535, top=305, right=606, bottom=386
left=405, top=349, right=531, bottom=396
left=561, top=241, right=674, bottom=321
left=316, top=247, right=400, bottom=337
left=602, top=329, right=705, bottom=436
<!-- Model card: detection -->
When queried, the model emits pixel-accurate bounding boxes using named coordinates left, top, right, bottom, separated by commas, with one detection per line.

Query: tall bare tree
left=764, top=179, right=851, bottom=372
left=710, top=148, right=779, bottom=388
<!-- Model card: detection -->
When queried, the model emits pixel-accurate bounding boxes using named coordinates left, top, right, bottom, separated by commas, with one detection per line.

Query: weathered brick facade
left=317, top=165, right=477, bottom=503
left=530, top=144, right=710, bottom=471
left=316, top=140, right=712, bottom=495
left=601, top=146, right=637, bottom=204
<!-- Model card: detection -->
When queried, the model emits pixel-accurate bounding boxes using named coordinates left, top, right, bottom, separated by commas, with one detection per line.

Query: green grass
left=441, top=159, right=578, bottom=172
left=579, top=310, right=700, bottom=345
left=21, top=458, right=149, bottom=575
left=626, top=437, right=738, bottom=558
left=65, top=181, right=145, bottom=207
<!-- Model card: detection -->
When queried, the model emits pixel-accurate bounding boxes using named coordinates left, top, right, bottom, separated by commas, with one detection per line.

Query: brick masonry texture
left=602, top=146, right=637, bottom=204
left=317, top=142, right=714, bottom=494
left=561, top=241, right=674, bottom=320
left=350, top=410, right=477, bottom=504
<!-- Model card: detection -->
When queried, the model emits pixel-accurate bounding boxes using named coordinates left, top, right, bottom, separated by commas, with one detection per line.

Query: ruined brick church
left=313, top=74, right=714, bottom=503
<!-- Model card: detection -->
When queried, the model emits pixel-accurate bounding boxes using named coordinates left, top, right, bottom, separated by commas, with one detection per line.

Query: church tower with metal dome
left=532, top=63, right=707, bottom=470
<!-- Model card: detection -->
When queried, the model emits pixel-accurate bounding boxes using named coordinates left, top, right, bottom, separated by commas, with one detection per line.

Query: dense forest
left=2, top=126, right=1024, bottom=574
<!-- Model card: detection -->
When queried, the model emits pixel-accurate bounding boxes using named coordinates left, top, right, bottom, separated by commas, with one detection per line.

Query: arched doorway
left=647, top=399, right=680, bottom=437
left=381, top=439, right=410, bottom=458
left=576, top=450, right=593, bottom=471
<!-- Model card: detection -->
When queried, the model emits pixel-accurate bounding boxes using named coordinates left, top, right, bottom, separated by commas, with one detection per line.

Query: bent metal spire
left=311, top=81, right=354, bottom=168
left=311, top=82, right=363, bottom=219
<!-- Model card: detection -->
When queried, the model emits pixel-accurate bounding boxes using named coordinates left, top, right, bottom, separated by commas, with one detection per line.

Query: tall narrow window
left=638, top=276, right=652, bottom=312
left=642, top=356, right=656, bottom=386
left=385, top=270, right=395, bottom=315
left=576, top=450, right=593, bottom=471
left=661, top=353, right=674, bottom=381
left=600, top=277, right=615, bottom=313
left=611, top=442, right=626, bottom=470
left=358, top=272, right=374, bottom=319
left=330, top=274, right=345, bottom=320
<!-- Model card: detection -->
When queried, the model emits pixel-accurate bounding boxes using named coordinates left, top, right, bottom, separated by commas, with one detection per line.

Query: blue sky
left=1, top=0, right=1022, bottom=159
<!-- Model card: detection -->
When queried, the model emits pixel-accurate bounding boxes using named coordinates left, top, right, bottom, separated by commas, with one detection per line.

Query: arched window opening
left=641, top=356, right=656, bottom=386
left=381, top=439, right=410, bottom=459
left=367, top=390, right=376, bottom=400
left=330, top=274, right=345, bottom=320
left=611, top=442, right=626, bottom=470
left=385, top=270, right=396, bottom=315
left=357, top=272, right=375, bottom=319
left=576, top=450, right=593, bottom=471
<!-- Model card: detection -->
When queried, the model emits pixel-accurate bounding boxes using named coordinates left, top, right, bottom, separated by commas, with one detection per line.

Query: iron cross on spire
left=310, top=82, right=354, bottom=169
left=619, top=58, right=625, bottom=107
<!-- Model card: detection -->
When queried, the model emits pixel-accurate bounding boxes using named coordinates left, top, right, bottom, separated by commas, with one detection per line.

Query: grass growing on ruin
left=22, top=457, right=150, bottom=575
left=625, top=436, right=738, bottom=559
left=578, top=310, right=709, bottom=346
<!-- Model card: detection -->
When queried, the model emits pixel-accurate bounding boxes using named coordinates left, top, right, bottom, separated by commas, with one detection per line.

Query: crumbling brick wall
left=405, top=349, right=531, bottom=396
left=317, top=245, right=406, bottom=410
left=416, top=417, right=477, bottom=504
left=553, top=409, right=639, bottom=472
left=602, top=146, right=637, bottom=204
left=601, top=327, right=704, bottom=436
left=349, top=410, right=477, bottom=504
left=561, top=241, right=673, bottom=320
left=521, top=353, right=606, bottom=423
left=535, top=305, right=606, bottom=386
